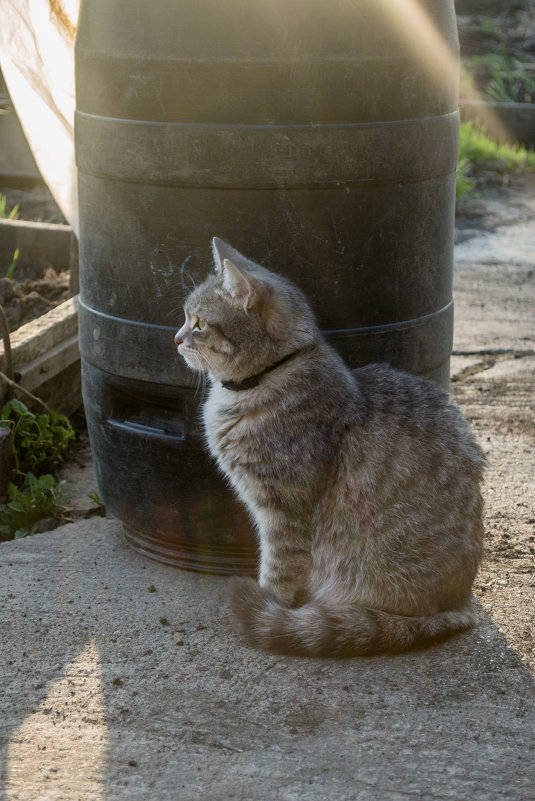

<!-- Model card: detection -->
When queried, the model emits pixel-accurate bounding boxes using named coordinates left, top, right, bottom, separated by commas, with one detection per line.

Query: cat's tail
left=225, top=577, right=477, bottom=657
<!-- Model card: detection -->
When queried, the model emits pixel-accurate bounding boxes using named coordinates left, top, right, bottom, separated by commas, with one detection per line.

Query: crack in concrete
left=451, top=350, right=535, bottom=384
left=452, top=350, right=535, bottom=357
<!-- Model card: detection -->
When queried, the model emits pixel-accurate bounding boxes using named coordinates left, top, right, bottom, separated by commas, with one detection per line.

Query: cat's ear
left=212, top=237, right=226, bottom=273
left=212, top=237, right=239, bottom=274
left=222, top=258, right=257, bottom=310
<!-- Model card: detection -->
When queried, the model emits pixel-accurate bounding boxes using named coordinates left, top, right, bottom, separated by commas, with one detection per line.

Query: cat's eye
left=195, top=318, right=206, bottom=331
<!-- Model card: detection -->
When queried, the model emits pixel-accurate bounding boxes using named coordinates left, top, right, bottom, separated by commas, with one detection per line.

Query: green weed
left=0, top=473, right=67, bottom=540
left=0, top=193, right=19, bottom=220
left=456, top=120, right=535, bottom=205
left=0, top=399, right=75, bottom=539
left=1, top=193, right=22, bottom=277
left=461, top=55, right=535, bottom=105
left=486, top=60, right=535, bottom=105
left=0, top=398, right=75, bottom=477
left=88, top=491, right=104, bottom=507
left=459, top=120, right=535, bottom=170
left=456, top=158, right=478, bottom=203
left=5, top=248, right=20, bottom=279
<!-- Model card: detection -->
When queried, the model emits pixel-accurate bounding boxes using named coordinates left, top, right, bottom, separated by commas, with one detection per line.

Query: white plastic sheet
left=0, top=0, right=79, bottom=233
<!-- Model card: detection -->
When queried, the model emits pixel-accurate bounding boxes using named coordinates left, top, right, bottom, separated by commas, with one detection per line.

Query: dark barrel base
left=82, top=363, right=258, bottom=574
left=123, top=524, right=257, bottom=575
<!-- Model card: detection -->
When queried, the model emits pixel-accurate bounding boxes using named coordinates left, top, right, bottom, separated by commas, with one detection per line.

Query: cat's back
left=352, top=362, right=449, bottom=413
left=350, top=363, right=485, bottom=480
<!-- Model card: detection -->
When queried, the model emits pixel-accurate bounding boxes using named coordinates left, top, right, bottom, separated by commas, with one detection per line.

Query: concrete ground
left=1, top=177, right=534, bottom=801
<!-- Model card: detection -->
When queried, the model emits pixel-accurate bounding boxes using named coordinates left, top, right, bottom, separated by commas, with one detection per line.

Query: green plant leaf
left=0, top=193, right=19, bottom=220
left=1, top=399, right=75, bottom=478
left=5, top=248, right=20, bottom=279
left=456, top=120, right=535, bottom=206
left=0, top=400, right=74, bottom=541
left=0, top=472, right=67, bottom=539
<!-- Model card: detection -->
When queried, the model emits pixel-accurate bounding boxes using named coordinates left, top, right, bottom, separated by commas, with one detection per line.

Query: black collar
left=221, top=349, right=305, bottom=392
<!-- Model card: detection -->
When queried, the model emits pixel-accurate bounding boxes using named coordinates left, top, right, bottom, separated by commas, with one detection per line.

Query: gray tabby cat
left=175, top=237, right=485, bottom=657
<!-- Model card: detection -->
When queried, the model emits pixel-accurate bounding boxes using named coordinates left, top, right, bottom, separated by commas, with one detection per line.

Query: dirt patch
left=0, top=268, right=70, bottom=332
left=1, top=183, right=71, bottom=332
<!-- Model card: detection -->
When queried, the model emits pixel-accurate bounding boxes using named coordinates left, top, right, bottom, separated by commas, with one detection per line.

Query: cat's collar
left=221, top=348, right=307, bottom=392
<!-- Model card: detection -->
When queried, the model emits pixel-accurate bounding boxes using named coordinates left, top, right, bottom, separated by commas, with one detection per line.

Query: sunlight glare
left=5, top=639, right=107, bottom=800
left=374, top=0, right=509, bottom=140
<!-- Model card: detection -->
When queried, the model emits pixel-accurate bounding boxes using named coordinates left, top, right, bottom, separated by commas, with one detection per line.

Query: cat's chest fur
left=202, top=379, right=322, bottom=504
left=203, top=384, right=252, bottom=455
left=203, top=384, right=274, bottom=504
left=204, top=383, right=282, bottom=469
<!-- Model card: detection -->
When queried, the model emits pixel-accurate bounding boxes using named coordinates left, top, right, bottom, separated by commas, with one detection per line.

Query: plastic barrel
left=75, top=0, right=460, bottom=572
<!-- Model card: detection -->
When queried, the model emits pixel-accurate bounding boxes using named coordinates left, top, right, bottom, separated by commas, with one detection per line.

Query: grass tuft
left=0, top=193, right=19, bottom=220
left=456, top=121, right=535, bottom=205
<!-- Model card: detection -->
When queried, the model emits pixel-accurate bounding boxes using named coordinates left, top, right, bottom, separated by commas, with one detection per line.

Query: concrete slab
left=453, top=177, right=535, bottom=356
left=1, top=517, right=534, bottom=801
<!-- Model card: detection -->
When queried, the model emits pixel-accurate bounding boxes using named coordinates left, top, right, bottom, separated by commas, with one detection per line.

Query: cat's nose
left=175, top=321, right=189, bottom=347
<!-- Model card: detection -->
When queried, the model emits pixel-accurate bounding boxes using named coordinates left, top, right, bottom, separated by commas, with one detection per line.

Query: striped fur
left=176, top=239, right=485, bottom=657
left=225, top=577, right=478, bottom=657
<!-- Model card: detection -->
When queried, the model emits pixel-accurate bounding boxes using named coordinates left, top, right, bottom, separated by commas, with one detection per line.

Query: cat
left=175, top=237, right=485, bottom=657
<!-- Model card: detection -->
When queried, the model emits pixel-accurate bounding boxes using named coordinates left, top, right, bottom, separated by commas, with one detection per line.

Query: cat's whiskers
left=179, top=344, right=210, bottom=397
left=194, top=368, right=209, bottom=398
left=194, top=349, right=223, bottom=385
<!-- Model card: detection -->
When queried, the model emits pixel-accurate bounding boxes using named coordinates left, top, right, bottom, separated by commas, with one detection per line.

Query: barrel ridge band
left=78, top=297, right=453, bottom=386
left=75, top=110, right=459, bottom=188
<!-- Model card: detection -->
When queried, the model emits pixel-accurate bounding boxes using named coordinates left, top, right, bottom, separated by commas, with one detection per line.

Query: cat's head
left=175, top=237, right=318, bottom=383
